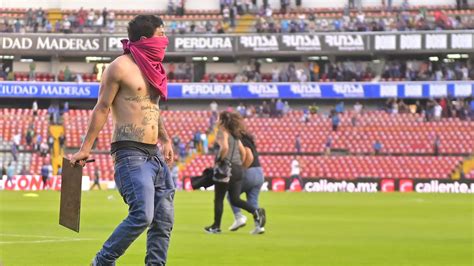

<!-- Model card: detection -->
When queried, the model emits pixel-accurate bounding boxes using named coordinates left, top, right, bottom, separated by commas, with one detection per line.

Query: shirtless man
left=70, top=15, right=175, bottom=265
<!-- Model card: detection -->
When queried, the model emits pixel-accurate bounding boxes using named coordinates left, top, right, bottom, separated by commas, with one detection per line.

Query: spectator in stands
left=193, top=131, right=201, bottom=153
left=271, top=66, right=280, bottom=82
left=87, top=9, right=95, bottom=27
left=47, top=134, right=54, bottom=152
left=29, top=61, right=36, bottom=81
left=63, top=101, right=69, bottom=114
left=14, top=19, right=22, bottom=33
left=415, top=100, right=423, bottom=114
left=309, top=103, right=318, bottom=115
left=26, top=8, right=34, bottom=27
left=187, top=140, right=195, bottom=156
left=373, top=140, right=382, bottom=155
left=59, top=133, right=66, bottom=151
left=325, top=136, right=332, bottom=155
left=40, top=162, right=50, bottom=190
left=1, top=164, right=5, bottom=180
left=102, top=8, right=108, bottom=27
left=301, top=108, right=310, bottom=123
left=201, top=131, right=209, bottom=154
left=35, top=134, right=42, bottom=151
left=335, top=101, right=345, bottom=113
left=62, top=16, right=72, bottom=34
left=40, top=141, right=49, bottom=157
left=390, top=98, right=399, bottom=115
left=457, top=0, right=469, bottom=10
left=331, top=112, right=340, bottom=132
left=433, top=135, right=440, bottom=156
left=172, top=135, right=181, bottom=153
left=13, top=131, right=21, bottom=151
left=237, top=103, right=246, bottom=117
left=210, top=101, right=218, bottom=117
left=351, top=114, right=358, bottom=127
left=32, top=100, right=39, bottom=117
left=95, top=14, right=104, bottom=33
left=398, top=99, right=409, bottom=114
left=20, top=166, right=31, bottom=175
left=6, top=162, right=15, bottom=186
left=54, top=20, right=61, bottom=33
left=11, top=142, right=18, bottom=162
left=434, top=101, right=443, bottom=121
left=64, top=66, right=72, bottom=82
left=295, top=134, right=301, bottom=154
left=297, top=68, right=308, bottom=82
left=260, top=101, right=270, bottom=117
left=36, top=8, right=46, bottom=27
left=269, top=99, right=277, bottom=118
left=25, top=128, right=34, bottom=147
left=425, top=99, right=436, bottom=121
left=354, top=102, right=363, bottom=114
left=283, top=101, right=291, bottom=115
left=276, top=99, right=284, bottom=117
left=179, top=142, right=186, bottom=161
left=470, top=99, right=474, bottom=119
left=290, top=157, right=303, bottom=189
left=90, top=168, right=102, bottom=190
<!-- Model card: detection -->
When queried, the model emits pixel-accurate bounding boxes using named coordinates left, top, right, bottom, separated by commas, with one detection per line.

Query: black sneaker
left=204, top=225, right=222, bottom=234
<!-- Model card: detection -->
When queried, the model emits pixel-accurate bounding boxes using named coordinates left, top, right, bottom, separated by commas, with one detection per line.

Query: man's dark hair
left=127, top=15, right=164, bottom=42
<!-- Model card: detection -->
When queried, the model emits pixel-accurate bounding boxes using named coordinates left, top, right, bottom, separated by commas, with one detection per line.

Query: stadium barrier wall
left=0, top=175, right=90, bottom=191
left=1, top=31, right=473, bottom=56
left=182, top=177, right=474, bottom=194
left=0, top=81, right=473, bottom=99
left=2, top=175, right=472, bottom=193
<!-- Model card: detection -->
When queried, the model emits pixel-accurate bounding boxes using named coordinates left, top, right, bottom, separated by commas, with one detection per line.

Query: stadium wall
left=0, top=81, right=472, bottom=99
left=2, top=175, right=473, bottom=194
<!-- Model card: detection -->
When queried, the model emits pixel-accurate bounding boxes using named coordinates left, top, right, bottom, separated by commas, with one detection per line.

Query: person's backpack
left=213, top=137, right=236, bottom=183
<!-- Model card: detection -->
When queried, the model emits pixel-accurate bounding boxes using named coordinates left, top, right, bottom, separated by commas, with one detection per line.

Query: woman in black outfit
left=205, top=111, right=266, bottom=233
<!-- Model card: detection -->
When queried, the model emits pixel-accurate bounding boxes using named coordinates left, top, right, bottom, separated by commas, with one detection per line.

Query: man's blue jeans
left=228, top=167, right=264, bottom=216
left=94, top=148, right=175, bottom=266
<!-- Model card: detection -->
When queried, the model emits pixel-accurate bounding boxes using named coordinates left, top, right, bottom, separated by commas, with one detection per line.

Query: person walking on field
left=70, top=15, right=175, bottom=266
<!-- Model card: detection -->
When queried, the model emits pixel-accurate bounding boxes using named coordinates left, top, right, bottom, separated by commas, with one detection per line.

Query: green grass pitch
left=0, top=190, right=472, bottom=265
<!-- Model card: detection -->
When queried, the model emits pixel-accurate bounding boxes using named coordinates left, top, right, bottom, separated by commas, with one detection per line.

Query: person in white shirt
left=354, top=102, right=363, bottom=113
left=290, top=157, right=303, bottom=189
left=32, top=100, right=38, bottom=117
left=434, top=103, right=442, bottom=121
left=210, top=101, right=218, bottom=117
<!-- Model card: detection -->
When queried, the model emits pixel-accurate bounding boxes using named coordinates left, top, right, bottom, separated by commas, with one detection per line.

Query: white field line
left=0, top=238, right=97, bottom=244
left=0, top=233, right=97, bottom=244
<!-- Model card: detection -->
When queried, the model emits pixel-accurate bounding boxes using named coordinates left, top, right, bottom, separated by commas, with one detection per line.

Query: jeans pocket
left=114, top=159, right=136, bottom=204
left=127, top=155, right=148, bottom=170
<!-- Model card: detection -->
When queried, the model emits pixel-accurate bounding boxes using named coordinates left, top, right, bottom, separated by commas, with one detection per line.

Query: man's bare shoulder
left=107, top=55, right=135, bottom=76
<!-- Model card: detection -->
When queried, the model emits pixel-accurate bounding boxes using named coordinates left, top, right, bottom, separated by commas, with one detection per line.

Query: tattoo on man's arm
left=113, top=124, right=145, bottom=142
left=158, top=116, right=170, bottom=143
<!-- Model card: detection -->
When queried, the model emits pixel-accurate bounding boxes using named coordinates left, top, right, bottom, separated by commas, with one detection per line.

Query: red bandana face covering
left=121, top=36, right=169, bottom=100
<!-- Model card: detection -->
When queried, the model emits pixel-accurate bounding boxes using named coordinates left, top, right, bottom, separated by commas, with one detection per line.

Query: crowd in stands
left=381, top=61, right=473, bottom=81
left=1, top=1, right=473, bottom=34
left=2, top=59, right=473, bottom=83
left=256, top=4, right=474, bottom=33
left=223, top=60, right=473, bottom=83
left=2, top=7, right=116, bottom=34
left=384, top=97, right=473, bottom=121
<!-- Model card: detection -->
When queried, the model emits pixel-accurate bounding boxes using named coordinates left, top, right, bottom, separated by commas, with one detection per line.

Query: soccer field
left=0, top=190, right=472, bottom=266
